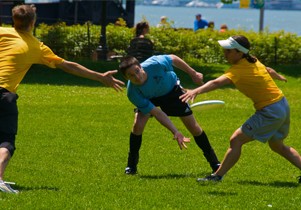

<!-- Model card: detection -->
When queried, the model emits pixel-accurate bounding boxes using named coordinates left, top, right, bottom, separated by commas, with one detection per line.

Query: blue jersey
left=127, top=55, right=178, bottom=114
left=194, top=19, right=208, bottom=31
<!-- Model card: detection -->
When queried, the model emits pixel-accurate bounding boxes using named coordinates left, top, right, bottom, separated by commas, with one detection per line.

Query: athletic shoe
left=297, top=176, right=301, bottom=183
left=0, top=181, right=19, bottom=194
left=197, top=174, right=223, bottom=182
left=125, top=167, right=137, bottom=175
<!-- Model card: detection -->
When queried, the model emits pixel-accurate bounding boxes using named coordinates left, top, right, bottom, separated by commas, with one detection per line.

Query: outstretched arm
left=56, top=60, right=124, bottom=91
left=266, top=67, right=287, bottom=82
left=149, top=107, right=190, bottom=150
left=170, top=54, right=204, bottom=85
left=180, top=75, right=231, bottom=103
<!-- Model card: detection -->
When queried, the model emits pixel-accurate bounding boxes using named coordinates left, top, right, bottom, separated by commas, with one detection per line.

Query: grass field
left=1, top=62, right=301, bottom=209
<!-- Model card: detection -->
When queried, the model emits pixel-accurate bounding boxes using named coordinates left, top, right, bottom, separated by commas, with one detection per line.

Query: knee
left=132, top=123, right=144, bottom=135
left=229, top=137, right=244, bottom=149
left=0, top=142, right=15, bottom=158
left=191, top=127, right=203, bottom=136
left=0, top=148, right=12, bottom=164
left=268, top=141, right=285, bottom=153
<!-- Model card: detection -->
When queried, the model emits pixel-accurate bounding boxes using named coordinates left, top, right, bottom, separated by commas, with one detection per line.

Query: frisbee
left=190, top=100, right=225, bottom=111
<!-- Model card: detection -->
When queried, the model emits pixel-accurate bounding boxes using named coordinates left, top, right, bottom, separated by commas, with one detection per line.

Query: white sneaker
left=0, top=180, right=19, bottom=194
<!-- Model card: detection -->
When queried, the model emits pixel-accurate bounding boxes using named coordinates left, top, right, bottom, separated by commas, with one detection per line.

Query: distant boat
left=185, top=0, right=222, bottom=8
left=151, top=0, right=181, bottom=6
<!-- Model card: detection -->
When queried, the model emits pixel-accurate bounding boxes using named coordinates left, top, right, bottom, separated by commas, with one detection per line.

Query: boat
left=151, top=0, right=181, bottom=6
left=185, top=0, right=223, bottom=8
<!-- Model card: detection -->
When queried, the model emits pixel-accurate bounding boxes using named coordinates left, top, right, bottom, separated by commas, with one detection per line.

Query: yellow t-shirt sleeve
left=39, top=42, right=64, bottom=68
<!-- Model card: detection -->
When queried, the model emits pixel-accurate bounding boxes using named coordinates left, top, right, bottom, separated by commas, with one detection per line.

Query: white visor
left=218, top=37, right=249, bottom=54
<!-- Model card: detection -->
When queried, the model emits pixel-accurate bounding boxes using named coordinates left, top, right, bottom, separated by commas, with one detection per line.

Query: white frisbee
left=190, top=100, right=225, bottom=111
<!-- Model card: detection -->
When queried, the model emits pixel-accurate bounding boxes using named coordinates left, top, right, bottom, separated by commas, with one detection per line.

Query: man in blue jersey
left=194, top=14, right=208, bottom=31
left=119, top=54, right=220, bottom=175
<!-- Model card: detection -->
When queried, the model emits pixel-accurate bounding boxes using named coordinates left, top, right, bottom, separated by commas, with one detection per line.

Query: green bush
left=37, top=22, right=100, bottom=59
left=35, top=22, right=301, bottom=65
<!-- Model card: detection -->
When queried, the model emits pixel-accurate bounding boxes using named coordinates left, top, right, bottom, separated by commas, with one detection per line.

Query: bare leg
left=181, top=115, right=220, bottom=171
left=0, top=148, right=11, bottom=181
left=132, top=112, right=150, bottom=135
left=215, top=127, right=253, bottom=177
left=180, top=115, right=202, bottom=136
left=269, top=140, right=301, bottom=170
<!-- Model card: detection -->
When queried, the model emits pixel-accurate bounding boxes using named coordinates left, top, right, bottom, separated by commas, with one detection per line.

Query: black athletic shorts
left=0, top=88, right=18, bottom=156
left=150, top=85, right=192, bottom=117
left=0, top=88, right=19, bottom=135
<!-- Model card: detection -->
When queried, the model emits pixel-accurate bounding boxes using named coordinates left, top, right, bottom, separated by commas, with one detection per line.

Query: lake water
left=134, top=5, right=301, bottom=35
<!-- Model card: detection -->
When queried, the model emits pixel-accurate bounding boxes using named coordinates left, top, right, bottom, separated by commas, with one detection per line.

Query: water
left=134, top=5, right=301, bottom=35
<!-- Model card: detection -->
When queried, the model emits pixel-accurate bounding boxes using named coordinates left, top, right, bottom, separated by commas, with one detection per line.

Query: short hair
left=135, top=21, right=150, bottom=37
left=220, top=24, right=228, bottom=30
left=119, top=56, right=140, bottom=77
left=12, top=4, right=36, bottom=31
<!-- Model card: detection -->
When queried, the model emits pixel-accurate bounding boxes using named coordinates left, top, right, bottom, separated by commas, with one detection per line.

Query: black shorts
left=0, top=88, right=18, bottom=156
left=0, top=88, right=19, bottom=135
left=150, top=85, right=192, bottom=117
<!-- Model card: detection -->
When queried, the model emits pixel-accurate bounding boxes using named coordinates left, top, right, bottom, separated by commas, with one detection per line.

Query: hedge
left=34, top=22, right=301, bottom=65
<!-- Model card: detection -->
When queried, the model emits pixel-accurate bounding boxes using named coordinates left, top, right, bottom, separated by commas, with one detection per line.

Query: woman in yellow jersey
left=180, top=35, right=301, bottom=183
left=0, top=4, right=124, bottom=194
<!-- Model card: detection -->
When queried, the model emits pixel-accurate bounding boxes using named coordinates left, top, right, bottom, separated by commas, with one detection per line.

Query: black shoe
left=125, top=167, right=137, bottom=175
left=212, top=163, right=221, bottom=173
left=297, top=176, right=301, bottom=183
left=197, top=174, right=223, bottom=182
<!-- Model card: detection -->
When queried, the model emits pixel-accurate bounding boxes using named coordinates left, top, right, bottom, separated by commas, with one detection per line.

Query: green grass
left=1, top=63, right=301, bottom=209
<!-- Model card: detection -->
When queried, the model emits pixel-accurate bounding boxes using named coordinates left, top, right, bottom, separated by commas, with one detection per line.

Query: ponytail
left=243, top=53, right=257, bottom=63
left=232, top=35, right=257, bottom=63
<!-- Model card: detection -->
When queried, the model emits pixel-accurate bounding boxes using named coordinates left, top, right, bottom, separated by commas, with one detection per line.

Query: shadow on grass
left=207, top=190, right=238, bottom=196
left=15, top=185, right=59, bottom=192
left=139, top=173, right=198, bottom=179
left=237, top=180, right=299, bottom=188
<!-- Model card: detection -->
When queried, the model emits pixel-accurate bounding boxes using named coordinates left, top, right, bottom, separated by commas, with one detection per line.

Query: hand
left=277, top=74, right=287, bottom=82
left=180, top=89, right=198, bottom=103
left=101, top=70, right=125, bottom=91
left=174, top=131, right=190, bottom=150
left=191, top=72, right=204, bottom=85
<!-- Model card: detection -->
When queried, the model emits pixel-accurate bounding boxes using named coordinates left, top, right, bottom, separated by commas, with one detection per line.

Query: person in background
left=194, top=14, right=208, bottom=31
left=127, top=21, right=154, bottom=62
left=119, top=54, right=221, bottom=175
left=0, top=4, right=124, bottom=194
left=180, top=35, right=301, bottom=183
left=220, top=24, right=228, bottom=32
left=156, top=16, right=169, bottom=28
left=208, top=21, right=215, bottom=31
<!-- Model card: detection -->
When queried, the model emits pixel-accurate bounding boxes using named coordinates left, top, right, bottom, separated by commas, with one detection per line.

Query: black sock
left=194, top=131, right=220, bottom=168
left=127, top=132, right=142, bottom=168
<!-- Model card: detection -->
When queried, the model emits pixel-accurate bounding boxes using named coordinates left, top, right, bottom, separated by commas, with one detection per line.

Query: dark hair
left=12, top=4, right=36, bottom=31
left=232, top=35, right=257, bottom=63
left=119, top=56, right=140, bottom=77
left=135, top=21, right=149, bottom=37
left=208, top=21, right=214, bottom=28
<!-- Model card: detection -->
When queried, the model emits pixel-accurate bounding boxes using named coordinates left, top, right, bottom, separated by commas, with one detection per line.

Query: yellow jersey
left=0, top=27, right=64, bottom=93
left=224, top=58, right=284, bottom=110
